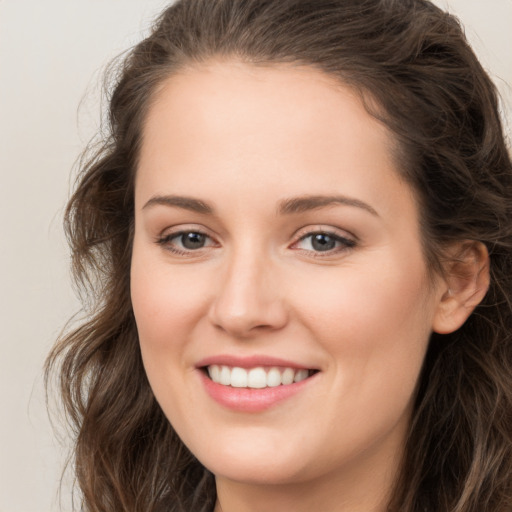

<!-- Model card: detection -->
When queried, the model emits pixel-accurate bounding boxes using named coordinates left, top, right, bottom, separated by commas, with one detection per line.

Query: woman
left=46, top=0, right=512, bottom=511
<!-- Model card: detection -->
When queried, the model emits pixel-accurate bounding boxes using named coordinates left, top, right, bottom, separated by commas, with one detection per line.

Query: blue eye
left=295, top=232, right=355, bottom=253
left=179, top=232, right=207, bottom=250
left=158, top=231, right=214, bottom=253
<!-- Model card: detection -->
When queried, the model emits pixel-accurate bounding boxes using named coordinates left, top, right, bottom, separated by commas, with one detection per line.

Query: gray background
left=1, top=1, right=510, bottom=510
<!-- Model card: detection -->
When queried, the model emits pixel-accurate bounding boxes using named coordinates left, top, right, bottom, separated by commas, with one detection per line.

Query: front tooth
left=247, top=367, right=267, bottom=388
left=208, top=365, right=220, bottom=383
left=220, top=366, right=231, bottom=385
left=231, top=367, right=248, bottom=388
left=266, top=367, right=281, bottom=387
left=281, top=368, right=294, bottom=385
left=294, top=369, right=309, bottom=383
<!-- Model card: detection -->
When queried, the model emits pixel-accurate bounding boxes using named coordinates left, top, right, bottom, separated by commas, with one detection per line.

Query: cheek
left=130, top=250, right=211, bottom=422
left=299, top=259, right=430, bottom=330
left=293, top=255, right=434, bottom=393
left=131, top=250, right=208, bottom=335
left=130, top=250, right=210, bottom=381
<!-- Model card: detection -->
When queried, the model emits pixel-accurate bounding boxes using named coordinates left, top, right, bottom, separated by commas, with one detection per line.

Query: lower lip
left=199, top=371, right=316, bottom=413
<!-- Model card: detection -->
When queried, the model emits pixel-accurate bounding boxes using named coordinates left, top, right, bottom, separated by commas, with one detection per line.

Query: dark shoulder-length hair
left=46, top=1, right=512, bottom=511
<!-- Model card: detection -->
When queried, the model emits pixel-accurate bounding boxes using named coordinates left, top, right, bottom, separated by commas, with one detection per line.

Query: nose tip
left=210, top=301, right=287, bottom=338
left=208, top=260, right=288, bottom=338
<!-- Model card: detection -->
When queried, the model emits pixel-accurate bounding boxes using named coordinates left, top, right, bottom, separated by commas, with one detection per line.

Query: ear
left=432, top=241, right=490, bottom=334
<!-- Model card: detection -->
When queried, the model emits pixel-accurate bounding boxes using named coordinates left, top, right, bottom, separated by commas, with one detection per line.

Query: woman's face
left=131, top=62, right=445, bottom=490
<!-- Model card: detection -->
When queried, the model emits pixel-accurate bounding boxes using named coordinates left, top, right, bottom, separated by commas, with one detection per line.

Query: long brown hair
left=46, top=1, right=512, bottom=510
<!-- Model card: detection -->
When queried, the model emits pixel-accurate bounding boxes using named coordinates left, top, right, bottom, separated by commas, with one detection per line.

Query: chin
left=204, top=456, right=309, bottom=486
left=179, top=425, right=313, bottom=485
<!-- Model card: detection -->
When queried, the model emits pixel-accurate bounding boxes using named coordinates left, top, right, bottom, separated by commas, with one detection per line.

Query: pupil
left=312, top=233, right=335, bottom=251
left=182, top=232, right=205, bottom=249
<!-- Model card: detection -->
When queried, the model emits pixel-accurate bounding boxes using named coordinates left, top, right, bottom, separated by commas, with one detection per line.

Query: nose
left=208, top=249, right=288, bottom=338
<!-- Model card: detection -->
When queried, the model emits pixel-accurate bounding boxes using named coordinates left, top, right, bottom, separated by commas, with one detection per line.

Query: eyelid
left=154, top=224, right=357, bottom=257
left=289, top=225, right=357, bottom=255
left=157, top=223, right=216, bottom=239
left=292, top=225, right=357, bottom=243
left=155, top=224, right=220, bottom=254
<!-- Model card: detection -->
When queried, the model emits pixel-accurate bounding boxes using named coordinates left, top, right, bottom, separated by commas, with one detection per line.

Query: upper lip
left=195, top=354, right=317, bottom=370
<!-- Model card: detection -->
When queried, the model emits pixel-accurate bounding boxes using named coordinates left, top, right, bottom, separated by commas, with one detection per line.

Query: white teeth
left=209, top=365, right=220, bottom=382
left=247, top=367, right=267, bottom=388
left=294, top=369, right=309, bottom=383
left=281, top=367, right=295, bottom=385
left=220, top=365, right=231, bottom=386
left=207, top=365, right=313, bottom=388
left=266, top=367, right=282, bottom=387
left=231, top=367, right=248, bottom=388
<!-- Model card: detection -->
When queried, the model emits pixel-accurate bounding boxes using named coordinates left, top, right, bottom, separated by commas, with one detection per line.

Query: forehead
left=141, top=61, right=394, bottom=158
left=136, top=61, right=412, bottom=219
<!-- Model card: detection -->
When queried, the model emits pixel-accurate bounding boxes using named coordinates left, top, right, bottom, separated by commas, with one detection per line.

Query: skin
left=130, top=61, right=485, bottom=512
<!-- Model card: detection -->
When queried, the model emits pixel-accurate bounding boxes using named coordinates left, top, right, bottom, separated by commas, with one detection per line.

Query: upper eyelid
left=156, top=227, right=219, bottom=251
left=292, top=232, right=356, bottom=249
left=158, top=224, right=216, bottom=238
left=298, top=230, right=354, bottom=240
left=161, top=230, right=213, bottom=241
left=292, top=225, right=357, bottom=242
left=155, top=224, right=357, bottom=246
left=156, top=230, right=218, bottom=256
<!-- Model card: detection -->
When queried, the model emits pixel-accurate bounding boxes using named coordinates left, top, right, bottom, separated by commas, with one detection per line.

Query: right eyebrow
left=278, top=194, right=379, bottom=217
left=142, top=195, right=214, bottom=214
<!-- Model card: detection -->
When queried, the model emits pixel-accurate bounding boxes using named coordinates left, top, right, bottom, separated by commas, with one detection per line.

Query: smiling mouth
left=204, top=365, right=318, bottom=389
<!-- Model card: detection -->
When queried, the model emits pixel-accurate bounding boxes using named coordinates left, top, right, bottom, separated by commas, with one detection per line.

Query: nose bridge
left=209, top=241, right=287, bottom=336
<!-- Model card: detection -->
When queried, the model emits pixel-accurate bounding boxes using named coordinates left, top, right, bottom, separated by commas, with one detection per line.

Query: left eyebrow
left=142, top=195, right=214, bottom=214
left=278, top=195, right=379, bottom=217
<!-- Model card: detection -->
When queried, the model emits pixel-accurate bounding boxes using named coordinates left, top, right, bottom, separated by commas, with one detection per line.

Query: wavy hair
left=46, top=1, right=512, bottom=510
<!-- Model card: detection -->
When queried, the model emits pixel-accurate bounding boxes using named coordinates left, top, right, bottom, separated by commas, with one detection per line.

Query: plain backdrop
left=0, top=1, right=510, bottom=511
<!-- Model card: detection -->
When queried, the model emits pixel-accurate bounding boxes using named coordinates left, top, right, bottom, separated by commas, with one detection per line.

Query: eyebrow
left=142, top=193, right=378, bottom=217
left=142, top=195, right=213, bottom=214
left=278, top=195, right=379, bottom=216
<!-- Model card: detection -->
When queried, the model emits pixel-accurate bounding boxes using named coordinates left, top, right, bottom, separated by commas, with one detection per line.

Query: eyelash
left=156, top=230, right=217, bottom=256
left=156, top=228, right=357, bottom=257
left=292, top=230, right=356, bottom=257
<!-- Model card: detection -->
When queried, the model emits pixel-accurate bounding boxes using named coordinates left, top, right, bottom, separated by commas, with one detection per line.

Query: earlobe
left=432, top=241, right=490, bottom=335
